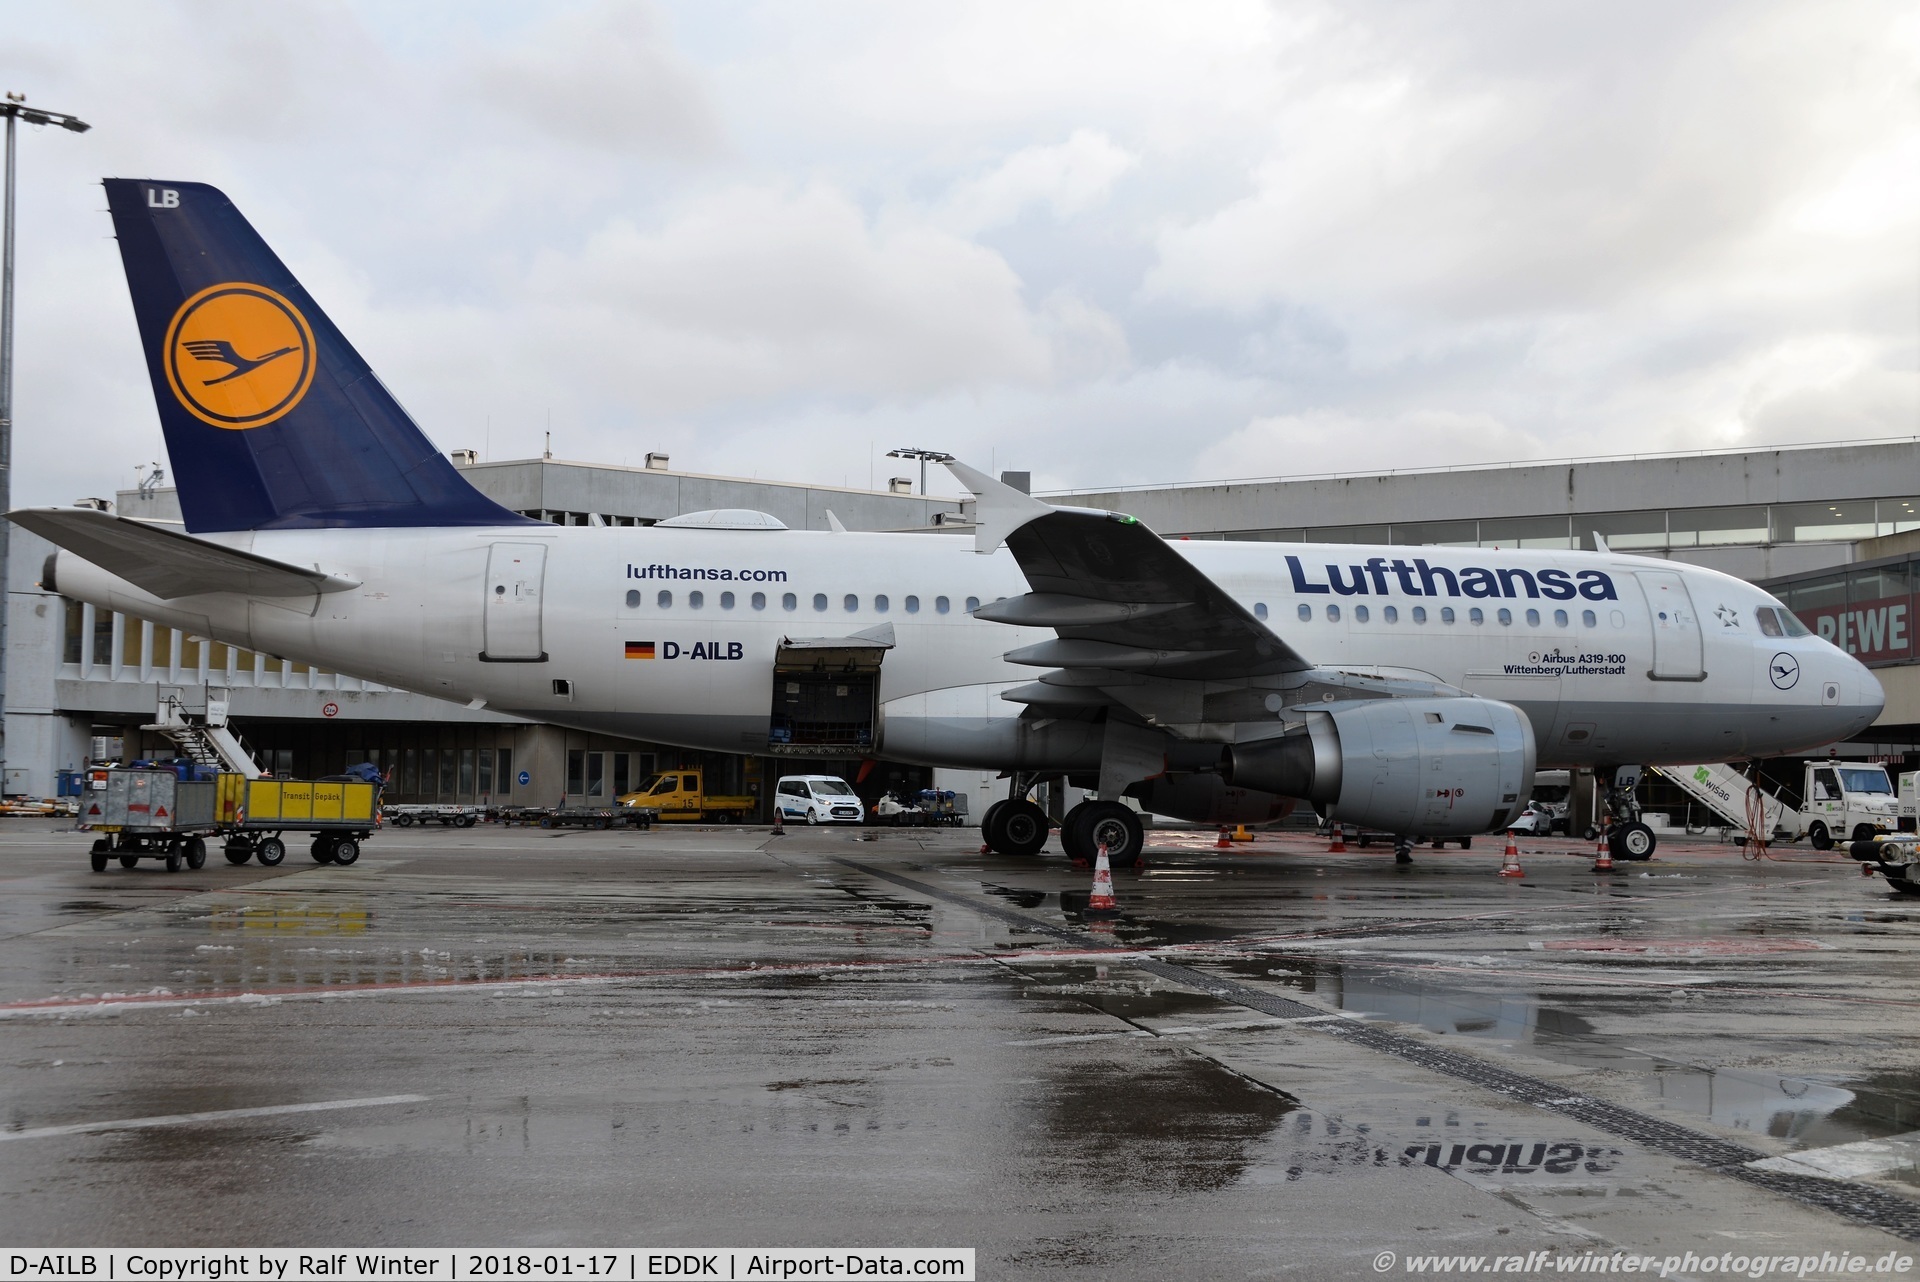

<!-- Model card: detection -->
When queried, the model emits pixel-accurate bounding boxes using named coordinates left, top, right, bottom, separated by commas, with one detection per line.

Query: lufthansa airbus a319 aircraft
left=12, top=181, right=1885, bottom=867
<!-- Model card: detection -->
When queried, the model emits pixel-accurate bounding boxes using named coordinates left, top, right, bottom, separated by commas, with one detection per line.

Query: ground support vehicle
left=84, top=768, right=218, bottom=872
left=915, top=789, right=966, bottom=826
left=619, top=769, right=757, bottom=822
left=1851, top=833, right=1920, bottom=896
left=772, top=775, right=864, bottom=825
left=214, top=774, right=380, bottom=867
left=1653, top=759, right=1898, bottom=850
left=383, top=803, right=480, bottom=828
left=526, top=805, right=656, bottom=830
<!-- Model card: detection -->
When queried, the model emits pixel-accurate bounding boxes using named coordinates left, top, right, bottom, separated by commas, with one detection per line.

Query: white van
left=775, top=775, right=866, bottom=825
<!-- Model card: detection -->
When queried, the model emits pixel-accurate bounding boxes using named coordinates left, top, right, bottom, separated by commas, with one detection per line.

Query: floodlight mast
left=0, top=95, right=91, bottom=791
left=884, top=447, right=955, bottom=496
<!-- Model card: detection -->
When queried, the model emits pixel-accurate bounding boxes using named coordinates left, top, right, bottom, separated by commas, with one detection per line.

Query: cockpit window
left=1756, top=608, right=1784, bottom=637
left=1780, top=610, right=1811, bottom=637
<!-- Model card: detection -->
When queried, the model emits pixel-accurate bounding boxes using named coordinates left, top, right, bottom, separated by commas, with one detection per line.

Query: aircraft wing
left=948, top=461, right=1311, bottom=681
left=10, top=506, right=361, bottom=600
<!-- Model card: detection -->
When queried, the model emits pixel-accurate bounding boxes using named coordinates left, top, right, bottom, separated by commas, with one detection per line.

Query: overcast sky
left=5, top=0, right=1916, bottom=506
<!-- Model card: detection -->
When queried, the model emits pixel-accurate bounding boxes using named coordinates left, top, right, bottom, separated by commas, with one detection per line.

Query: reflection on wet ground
left=5, top=823, right=1920, bottom=1260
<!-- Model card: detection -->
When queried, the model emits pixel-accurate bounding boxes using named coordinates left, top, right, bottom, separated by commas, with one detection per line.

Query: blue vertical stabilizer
left=103, top=179, right=531, bottom=533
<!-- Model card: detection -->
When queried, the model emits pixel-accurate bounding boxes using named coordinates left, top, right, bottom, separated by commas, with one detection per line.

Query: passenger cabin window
left=813, top=593, right=828, bottom=611
left=752, top=592, right=766, bottom=610
left=657, top=590, right=672, bottom=608
left=1326, top=604, right=1340, bottom=622
left=1412, top=606, right=1427, bottom=624
left=844, top=594, right=859, bottom=612
left=1254, top=603, right=1269, bottom=620
left=905, top=596, right=920, bottom=613
left=875, top=594, right=889, bottom=612
left=1440, top=607, right=1456, bottom=624
left=720, top=591, right=735, bottom=609
left=689, top=590, right=704, bottom=609
left=1552, top=609, right=1567, bottom=627
left=625, top=590, right=640, bottom=608
left=1497, top=608, right=1512, bottom=626
left=1354, top=605, right=1370, bottom=623
left=1582, top=609, right=1597, bottom=628
left=936, top=596, right=951, bottom=614
left=782, top=593, right=797, bottom=611
left=1525, top=608, right=1540, bottom=626
left=965, top=596, right=980, bottom=612
left=1383, top=605, right=1398, bottom=623
left=1469, top=608, right=1485, bottom=625
left=1297, top=603, right=1312, bottom=622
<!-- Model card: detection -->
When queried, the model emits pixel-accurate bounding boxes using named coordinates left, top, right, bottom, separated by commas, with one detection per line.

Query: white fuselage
left=54, top=524, right=1884, bottom=770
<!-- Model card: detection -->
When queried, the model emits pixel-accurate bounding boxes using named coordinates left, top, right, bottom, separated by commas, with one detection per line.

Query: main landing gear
left=1059, top=799, right=1144, bottom=869
left=1591, top=765, right=1657, bottom=861
left=980, top=780, right=1049, bottom=859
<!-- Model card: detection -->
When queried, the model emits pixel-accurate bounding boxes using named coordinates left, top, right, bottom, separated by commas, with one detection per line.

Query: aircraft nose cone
left=1852, top=659, right=1887, bottom=734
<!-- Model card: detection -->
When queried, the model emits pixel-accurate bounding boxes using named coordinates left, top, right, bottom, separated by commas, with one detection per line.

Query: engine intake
left=1226, top=697, right=1535, bottom=837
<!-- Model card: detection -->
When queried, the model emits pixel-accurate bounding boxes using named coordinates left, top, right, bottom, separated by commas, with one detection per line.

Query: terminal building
left=7, top=437, right=1918, bottom=818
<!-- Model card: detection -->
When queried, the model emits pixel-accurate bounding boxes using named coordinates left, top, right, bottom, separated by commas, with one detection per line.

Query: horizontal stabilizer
left=12, top=506, right=360, bottom=600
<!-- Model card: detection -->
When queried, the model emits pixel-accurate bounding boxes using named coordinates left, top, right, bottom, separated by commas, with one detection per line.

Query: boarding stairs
left=1647, top=761, right=1792, bottom=842
left=142, top=688, right=262, bottom=779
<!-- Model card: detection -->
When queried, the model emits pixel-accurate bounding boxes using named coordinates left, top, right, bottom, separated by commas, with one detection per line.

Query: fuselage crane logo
left=162, top=282, right=316, bottom=429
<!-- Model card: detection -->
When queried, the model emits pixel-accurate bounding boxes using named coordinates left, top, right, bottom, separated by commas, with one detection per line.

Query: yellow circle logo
left=163, top=283, right=316, bottom=429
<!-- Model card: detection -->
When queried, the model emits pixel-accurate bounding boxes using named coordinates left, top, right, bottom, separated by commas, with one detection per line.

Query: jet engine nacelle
left=1128, top=773, right=1298, bottom=827
left=1225, top=697, right=1535, bottom=837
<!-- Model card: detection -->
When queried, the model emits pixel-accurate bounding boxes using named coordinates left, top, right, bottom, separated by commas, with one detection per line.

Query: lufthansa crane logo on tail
left=163, top=283, right=316, bottom=429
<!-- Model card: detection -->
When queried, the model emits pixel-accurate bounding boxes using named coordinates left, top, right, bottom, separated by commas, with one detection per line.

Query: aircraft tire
left=1614, top=822, right=1657, bottom=861
left=255, top=837, right=286, bottom=866
left=1058, top=802, right=1096, bottom=862
left=995, top=800, right=1049, bottom=857
left=1808, top=822, right=1833, bottom=851
left=1080, top=801, right=1142, bottom=869
left=979, top=801, right=1007, bottom=848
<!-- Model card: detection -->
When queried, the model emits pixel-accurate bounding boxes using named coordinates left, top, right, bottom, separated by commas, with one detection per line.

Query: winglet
left=942, top=459, right=1053, bottom=554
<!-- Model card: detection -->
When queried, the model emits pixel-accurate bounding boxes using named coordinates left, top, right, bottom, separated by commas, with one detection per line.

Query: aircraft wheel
left=992, top=799, right=1050, bottom=857
left=1459, top=837, right=1473, bottom=850
left=1080, top=801, right=1143, bottom=869
left=1613, top=822, right=1657, bottom=861
left=255, top=837, right=286, bottom=866
left=119, top=854, right=140, bottom=869
left=90, top=848, right=109, bottom=873
left=331, top=839, right=360, bottom=866
left=978, top=800, right=1007, bottom=847
left=1058, top=801, right=1096, bottom=862
left=183, top=837, right=207, bottom=870
left=1808, top=821, right=1833, bottom=851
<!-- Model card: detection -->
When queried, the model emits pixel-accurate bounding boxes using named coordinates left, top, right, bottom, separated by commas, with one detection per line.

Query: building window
left=402, top=748, right=419, bottom=796
left=614, top=752, right=632, bottom=798
left=63, top=600, right=83, bottom=664
left=440, top=749, right=457, bottom=796
left=586, top=752, right=604, bottom=798
left=497, top=748, right=513, bottom=796
left=567, top=749, right=585, bottom=796
left=479, top=749, right=494, bottom=795
left=459, top=749, right=475, bottom=796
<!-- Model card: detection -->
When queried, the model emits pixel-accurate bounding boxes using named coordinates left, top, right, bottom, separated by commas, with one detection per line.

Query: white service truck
left=1651, top=760, right=1898, bottom=849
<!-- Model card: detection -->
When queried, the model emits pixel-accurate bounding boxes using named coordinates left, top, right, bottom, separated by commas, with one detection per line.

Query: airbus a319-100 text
left=12, top=180, right=1885, bottom=867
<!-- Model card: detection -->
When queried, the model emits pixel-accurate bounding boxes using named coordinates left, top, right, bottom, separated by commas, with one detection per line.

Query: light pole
left=884, top=446, right=954, bottom=496
left=0, top=94, right=90, bottom=792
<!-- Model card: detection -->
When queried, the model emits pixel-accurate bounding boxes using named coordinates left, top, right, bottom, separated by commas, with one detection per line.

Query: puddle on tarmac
left=1180, top=954, right=1920, bottom=1152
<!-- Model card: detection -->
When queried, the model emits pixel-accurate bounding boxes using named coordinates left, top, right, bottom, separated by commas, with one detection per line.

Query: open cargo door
left=769, top=624, right=893, bottom=754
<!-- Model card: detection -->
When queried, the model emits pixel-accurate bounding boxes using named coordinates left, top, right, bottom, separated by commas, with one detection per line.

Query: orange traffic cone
left=771, top=808, right=786, bottom=837
left=1593, top=826, right=1615, bottom=873
left=1085, top=843, right=1120, bottom=917
left=1498, top=831, right=1525, bottom=878
left=1215, top=826, right=1233, bottom=849
left=1328, top=822, right=1347, bottom=852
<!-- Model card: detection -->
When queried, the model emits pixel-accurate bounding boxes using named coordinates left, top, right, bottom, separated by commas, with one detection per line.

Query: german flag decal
left=625, top=641, right=656, bottom=660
